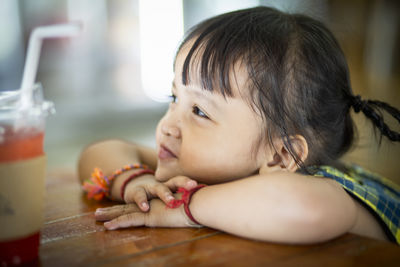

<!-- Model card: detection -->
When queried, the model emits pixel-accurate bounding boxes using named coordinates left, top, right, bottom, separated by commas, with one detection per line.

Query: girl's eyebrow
left=172, top=81, right=220, bottom=111
left=189, top=90, right=219, bottom=110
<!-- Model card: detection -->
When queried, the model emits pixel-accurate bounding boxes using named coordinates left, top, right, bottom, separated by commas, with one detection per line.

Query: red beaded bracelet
left=167, top=185, right=206, bottom=225
left=120, top=169, right=155, bottom=200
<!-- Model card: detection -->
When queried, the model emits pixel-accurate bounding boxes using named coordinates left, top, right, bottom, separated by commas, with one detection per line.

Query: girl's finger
left=95, top=204, right=139, bottom=222
left=104, top=212, right=145, bottom=230
left=148, top=183, right=175, bottom=205
left=164, top=176, right=198, bottom=191
left=124, top=186, right=150, bottom=212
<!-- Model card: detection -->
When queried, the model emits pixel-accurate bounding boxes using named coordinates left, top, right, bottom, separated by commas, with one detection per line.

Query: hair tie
left=352, top=95, right=367, bottom=113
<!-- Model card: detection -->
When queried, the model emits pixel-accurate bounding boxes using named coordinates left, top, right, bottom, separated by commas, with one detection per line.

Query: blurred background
left=0, top=0, right=399, bottom=183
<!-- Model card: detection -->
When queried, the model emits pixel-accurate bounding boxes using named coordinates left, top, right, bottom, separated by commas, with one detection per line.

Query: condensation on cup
left=0, top=83, right=54, bottom=266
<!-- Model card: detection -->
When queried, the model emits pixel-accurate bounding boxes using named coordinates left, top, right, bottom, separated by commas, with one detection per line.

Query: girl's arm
left=78, top=139, right=157, bottom=183
left=78, top=139, right=158, bottom=201
left=78, top=139, right=197, bottom=207
left=96, top=171, right=369, bottom=244
left=189, top=172, right=357, bottom=243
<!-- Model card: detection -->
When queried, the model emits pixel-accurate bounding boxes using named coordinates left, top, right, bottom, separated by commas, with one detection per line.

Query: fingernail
left=141, top=202, right=149, bottom=209
left=166, top=194, right=174, bottom=201
left=104, top=222, right=116, bottom=230
left=188, top=181, right=196, bottom=187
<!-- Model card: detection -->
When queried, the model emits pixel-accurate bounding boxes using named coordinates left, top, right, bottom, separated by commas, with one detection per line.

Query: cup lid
left=0, top=83, right=55, bottom=120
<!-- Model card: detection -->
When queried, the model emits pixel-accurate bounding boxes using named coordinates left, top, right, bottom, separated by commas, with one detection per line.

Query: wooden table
left=39, top=170, right=400, bottom=266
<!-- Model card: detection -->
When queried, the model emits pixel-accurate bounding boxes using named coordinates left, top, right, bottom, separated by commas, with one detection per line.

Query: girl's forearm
left=78, top=139, right=157, bottom=183
left=79, top=139, right=138, bottom=182
left=78, top=140, right=158, bottom=200
left=189, top=172, right=356, bottom=244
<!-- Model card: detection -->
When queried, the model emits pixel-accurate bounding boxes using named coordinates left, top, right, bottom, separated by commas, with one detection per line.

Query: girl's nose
left=161, top=123, right=181, bottom=138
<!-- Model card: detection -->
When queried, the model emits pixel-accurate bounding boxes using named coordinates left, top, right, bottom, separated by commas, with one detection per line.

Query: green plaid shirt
left=311, top=164, right=400, bottom=244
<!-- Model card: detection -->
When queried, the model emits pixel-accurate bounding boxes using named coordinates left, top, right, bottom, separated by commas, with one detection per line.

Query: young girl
left=79, top=6, right=400, bottom=244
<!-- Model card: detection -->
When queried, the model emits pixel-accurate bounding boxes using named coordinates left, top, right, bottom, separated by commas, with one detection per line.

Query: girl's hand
left=123, top=175, right=198, bottom=212
left=95, top=195, right=199, bottom=229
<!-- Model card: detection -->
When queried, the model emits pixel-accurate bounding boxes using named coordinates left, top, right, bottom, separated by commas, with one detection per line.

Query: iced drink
left=0, top=84, right=53, bottom=266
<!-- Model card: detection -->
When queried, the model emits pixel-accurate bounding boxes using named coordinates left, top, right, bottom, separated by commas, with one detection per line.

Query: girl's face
left=155, top=43, right=269, bottom=184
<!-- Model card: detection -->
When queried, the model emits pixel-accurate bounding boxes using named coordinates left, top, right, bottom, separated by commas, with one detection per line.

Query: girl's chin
left=154, top=167, right=179, bottom=182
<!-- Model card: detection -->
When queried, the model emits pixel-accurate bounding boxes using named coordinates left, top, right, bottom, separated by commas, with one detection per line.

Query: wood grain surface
left=39, top=170, right=400, bottom=266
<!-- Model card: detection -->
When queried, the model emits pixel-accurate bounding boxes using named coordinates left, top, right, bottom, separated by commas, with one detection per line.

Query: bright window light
left=139, top=0, right=183, bottom=102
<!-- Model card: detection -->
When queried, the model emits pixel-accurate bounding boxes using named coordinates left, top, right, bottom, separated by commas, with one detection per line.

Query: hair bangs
left=180, top=15, right=251, bottom=98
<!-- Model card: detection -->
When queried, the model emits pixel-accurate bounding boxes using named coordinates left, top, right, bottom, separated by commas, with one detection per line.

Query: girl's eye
left=192, top=106, right=209, bottom=119
left=169, top=94, right=178, bottom=103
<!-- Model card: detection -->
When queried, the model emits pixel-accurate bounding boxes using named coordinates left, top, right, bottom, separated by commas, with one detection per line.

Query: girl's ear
left=265, top=135, right=308, bottom=172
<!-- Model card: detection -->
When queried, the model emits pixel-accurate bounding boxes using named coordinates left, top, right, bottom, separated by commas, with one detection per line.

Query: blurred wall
left=326, top=0, right=400, bottom=182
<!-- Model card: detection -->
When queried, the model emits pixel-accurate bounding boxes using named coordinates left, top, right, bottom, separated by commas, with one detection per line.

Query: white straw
left=20, top=22, right=82, bottom=108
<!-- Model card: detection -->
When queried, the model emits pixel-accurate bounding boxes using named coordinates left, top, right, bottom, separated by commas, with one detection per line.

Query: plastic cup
left=0, top=83, right=54, bottom=266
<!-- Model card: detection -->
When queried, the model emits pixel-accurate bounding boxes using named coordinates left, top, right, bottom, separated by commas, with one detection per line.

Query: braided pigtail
left=351, top=95, right=400, bottom=142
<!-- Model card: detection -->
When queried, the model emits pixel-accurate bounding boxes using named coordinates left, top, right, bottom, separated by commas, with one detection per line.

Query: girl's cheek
left=155, top=120, right=163, bottom=144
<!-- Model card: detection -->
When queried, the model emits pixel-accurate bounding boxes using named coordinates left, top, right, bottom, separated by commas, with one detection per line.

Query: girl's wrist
left=83, top=163, right=153, bottom=201
left=109, top=170, right=134, bottom=201
left=172, top=192, right=200, bottom=227
left=121, top=173, right=156, bottom=201
left=110, top=171, right=154, bottom=201
left=187, top=186, right=205, bottom=226
left=166, top=185, right=206, bottom=227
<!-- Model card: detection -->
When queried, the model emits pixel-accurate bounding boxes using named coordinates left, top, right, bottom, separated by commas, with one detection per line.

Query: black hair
left=177, top=6, right=400, bottom=169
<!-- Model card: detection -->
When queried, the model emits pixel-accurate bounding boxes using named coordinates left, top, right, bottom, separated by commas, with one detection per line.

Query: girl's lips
left=158, top=145, right=177, bottom=160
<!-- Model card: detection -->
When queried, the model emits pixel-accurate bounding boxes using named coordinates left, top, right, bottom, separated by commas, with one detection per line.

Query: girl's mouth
left=158, top=145, right=177, bottom=160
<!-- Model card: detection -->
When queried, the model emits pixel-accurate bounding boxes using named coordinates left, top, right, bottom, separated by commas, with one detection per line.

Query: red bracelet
left=120, top=169, right=155, bottom=200
left=167, top=185, right=206, bottom=225
left=82, top=163, right=151, bottom=201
